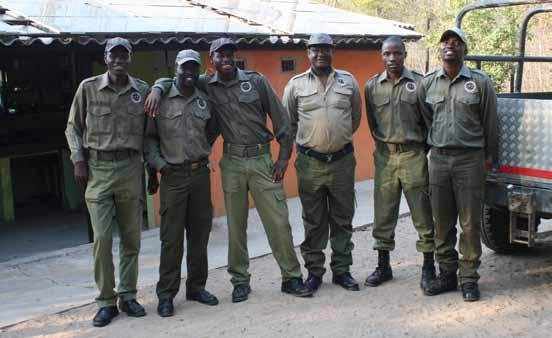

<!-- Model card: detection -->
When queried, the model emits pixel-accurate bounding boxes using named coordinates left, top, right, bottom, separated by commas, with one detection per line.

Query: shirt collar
left=378, top=67, right=414, bottom=83
left=436, top=64, right=471, bottom=80
left=167, top=82, right=202, bottom=103
left=209, top=68, right=250, bottom=84
left=98, top=72, right=139, bottom=92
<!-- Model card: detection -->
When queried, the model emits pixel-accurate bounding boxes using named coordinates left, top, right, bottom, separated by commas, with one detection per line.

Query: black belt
left=168, top=159, right=209, bottom=171
left=431, top=147, right=482, bottom=156
left=223, top=143, right=270, bottom=157
left=296, top=143, right=354, bottom=163
left=87, top=149, right=138, bottom=161
left=377, top=141, right=424, bottom=153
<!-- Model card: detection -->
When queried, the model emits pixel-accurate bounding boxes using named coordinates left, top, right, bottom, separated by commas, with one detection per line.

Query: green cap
left=307, top=33, right=334, bottom=47
left=105, top=37, right=132, bottom=53
left=175, top=49, right=201, bottom=65
left=440, top=27, right=468, bottom=46
left=210, top=38, right=237, bottom=55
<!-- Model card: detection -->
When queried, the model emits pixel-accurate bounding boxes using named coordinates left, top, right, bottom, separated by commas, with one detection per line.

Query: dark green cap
left=440, top=27, right=468, bottom=46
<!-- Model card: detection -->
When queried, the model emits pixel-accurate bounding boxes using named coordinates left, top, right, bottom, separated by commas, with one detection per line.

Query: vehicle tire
left=480, top=203, right=522, bottom=253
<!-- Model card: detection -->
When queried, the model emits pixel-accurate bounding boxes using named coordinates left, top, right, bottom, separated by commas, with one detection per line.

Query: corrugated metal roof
left=0, top=0, right=422, bottom=47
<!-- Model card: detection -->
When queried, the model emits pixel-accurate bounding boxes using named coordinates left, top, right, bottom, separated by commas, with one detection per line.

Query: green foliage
left=333, top=0, right=527, bottom=92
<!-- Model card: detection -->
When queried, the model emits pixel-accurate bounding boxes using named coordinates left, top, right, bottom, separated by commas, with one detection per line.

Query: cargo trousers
left=156, top=165, right=212, bottom=301
left=219, top=145, right=303, bottom=286
left=372, top=144, right=435, bottom=253
left=429, top=148, right=485, bottom=284
left=295, top=152, right=356, bottom=277
left=85, top=152, right=142, bottom=308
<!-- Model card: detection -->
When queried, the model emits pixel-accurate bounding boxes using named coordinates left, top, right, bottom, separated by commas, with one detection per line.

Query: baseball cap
left=209, top=38, right=237, bottom=55
left=306, top=33, right=334, bottom=47
left=440, top=27, right=468, bottom=46
left=175, top=49, right=201, bottom=66
left=105, top=37, right=132, bottom=53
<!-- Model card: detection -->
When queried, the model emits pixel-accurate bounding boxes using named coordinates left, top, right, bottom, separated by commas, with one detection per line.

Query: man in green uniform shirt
left=145, top=50, right=219, bottom=317
left=65, top=37, right=148, bottom=327
left=364, top=36, right=435, bottom=291
left=418, top=28, right=497, bottom=301
left=146, top=38, right=312, bottom=303
left=283, top=33, right=362, bottom=293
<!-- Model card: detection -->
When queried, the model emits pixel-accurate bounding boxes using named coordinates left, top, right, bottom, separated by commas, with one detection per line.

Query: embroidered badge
left=405, top=82, right=417, bottom=92
left=240, top=81, right=252, bottom=93
left=197, top=98, right=207, bottom=109
left=130, top=92, right=142, bottom=103
left=337, top=78, right=346, bottom=86
left=464, top=81, right=477, bottom=93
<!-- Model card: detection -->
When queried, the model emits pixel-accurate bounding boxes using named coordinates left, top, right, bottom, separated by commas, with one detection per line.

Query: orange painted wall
left=154, top=48, right=384, bottom=224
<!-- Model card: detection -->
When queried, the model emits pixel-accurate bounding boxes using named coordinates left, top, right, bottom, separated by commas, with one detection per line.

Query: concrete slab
left=0, top=179, right=410, bottom=328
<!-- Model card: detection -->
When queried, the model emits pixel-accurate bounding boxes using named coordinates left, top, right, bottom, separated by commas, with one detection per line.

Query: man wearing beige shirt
left=283, top=33, right=362, bottom=293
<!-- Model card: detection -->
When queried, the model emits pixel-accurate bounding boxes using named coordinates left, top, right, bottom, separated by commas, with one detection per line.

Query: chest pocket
left=400, top=89, right=417, bottom=104
left=191, top=100, right=210, bottom=129
left=297, top=88, right=321, bottom=112
left=238, top=86, right=260, bottom=104
left=373, top=95, right=390, bottom=107
left=87, top=106, right=113, bottom=135
left=425, top=94, right=445, bottom=106
left=332, top=86, right=353, bottom=109
left=158, top=107, right=183, bottom=136
left=458, top=93, right=481, bottom=106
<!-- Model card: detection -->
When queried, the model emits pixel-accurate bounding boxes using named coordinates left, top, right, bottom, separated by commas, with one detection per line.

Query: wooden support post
left=0, top=157, right=15, bottom=223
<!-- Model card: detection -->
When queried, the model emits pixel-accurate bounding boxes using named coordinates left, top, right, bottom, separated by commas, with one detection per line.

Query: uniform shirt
left=65, top=72, right=149, bottom=163
left=364, top=67, right=425, bottom=144
left=418, top=64, right=497, bottom=157
left=283, top=68, right=362, bottom=153
left=144, top=83, right=216, bottom=171
left=154, top=69, right=292, bottom=160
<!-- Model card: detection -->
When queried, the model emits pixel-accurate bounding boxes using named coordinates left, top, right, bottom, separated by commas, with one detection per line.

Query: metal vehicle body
left=457, top=0, right=552, bottom=252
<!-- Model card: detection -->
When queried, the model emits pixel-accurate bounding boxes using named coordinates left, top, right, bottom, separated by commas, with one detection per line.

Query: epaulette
left=412, top=70, right=424, bottom=77
left=244, top=70, right=263, bottom=77
left=81, top=74, right=102, bottom=85
left=134, top=78, right=148, bottom=86
left=335, top=69, right=354, bottom=78
left=469, top=68, right=488, bottom=78
left=423, top=70, right=436, bottom=78
left=289, top=70, right=310, bottom=82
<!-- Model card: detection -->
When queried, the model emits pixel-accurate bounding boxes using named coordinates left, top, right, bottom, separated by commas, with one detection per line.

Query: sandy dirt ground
left=2, top=217, right=552, bottom=338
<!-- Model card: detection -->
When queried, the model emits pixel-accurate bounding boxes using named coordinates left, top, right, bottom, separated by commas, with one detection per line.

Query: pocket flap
left=425, top=95, right=445, bottom=104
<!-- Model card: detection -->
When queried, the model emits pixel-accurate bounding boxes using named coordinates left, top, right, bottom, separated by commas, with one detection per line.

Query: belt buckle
left=326, top=154, right=333, bottom=163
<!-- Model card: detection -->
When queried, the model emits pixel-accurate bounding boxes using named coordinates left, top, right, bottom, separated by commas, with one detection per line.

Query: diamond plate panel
left=497, top=99, right=552, bottom=174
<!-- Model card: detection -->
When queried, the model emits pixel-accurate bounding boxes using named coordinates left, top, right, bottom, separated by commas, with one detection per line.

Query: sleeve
left=350, top=77, right=362, bottom=133
left=206, top=101, right=220, bottom=146
left=152, top=77, right=175, bottom=94
left=282, top=80, right=298, bottom=146
left=481, top=77, right=498, bottom=163
left=364, top=80, right=377, bottom=135
left=417, top=79, right=433, bottom=131
left=258, top=76, right=292, bottom=160
left=144, top=116, right=167, bottom=171
left=65, top=82, right=87, bottom=163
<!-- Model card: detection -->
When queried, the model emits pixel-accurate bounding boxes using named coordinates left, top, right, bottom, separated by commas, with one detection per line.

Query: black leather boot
left=365, top=250, right=393, bottom=287
left=423, top=269, right=457, bottom=296
left=420, top=252, right=436, bottom=291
